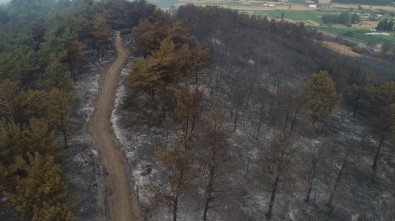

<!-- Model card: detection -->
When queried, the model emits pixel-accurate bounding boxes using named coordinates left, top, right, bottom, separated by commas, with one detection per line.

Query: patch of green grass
left=197, top=1, right=262, bottom=7
left=249, top=10, right=339, bottom=23
left=290, top=0, right=306, bottom=4
left=148, top=0, right=182, bottom=9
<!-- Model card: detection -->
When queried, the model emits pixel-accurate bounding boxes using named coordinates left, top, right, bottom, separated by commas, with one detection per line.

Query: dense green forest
left=331, top=0, right=395, bottom=5
left=1, top=0, right=395, bottom=220
left=0, top=0, right=154, bottom=220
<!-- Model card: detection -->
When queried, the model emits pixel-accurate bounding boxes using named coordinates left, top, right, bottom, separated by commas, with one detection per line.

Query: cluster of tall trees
left=126, top=10, right=208, bottom=125
left=376, top=17, right=394, bottom=31
left=321, top=12, right=361, bottom=26
left=331, top=0, right=394, bottom=6
left=0, top=9, right=79, bottom=215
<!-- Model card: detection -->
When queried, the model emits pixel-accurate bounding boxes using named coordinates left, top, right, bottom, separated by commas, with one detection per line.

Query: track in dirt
left=90, top=31, right=144, bottom=221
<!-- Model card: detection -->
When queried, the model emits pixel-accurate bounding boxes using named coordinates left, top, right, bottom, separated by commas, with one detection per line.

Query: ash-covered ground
left=111, top=42, right=394, bottom=221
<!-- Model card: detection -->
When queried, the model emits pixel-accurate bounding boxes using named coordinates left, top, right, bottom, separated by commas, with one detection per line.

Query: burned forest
left=0, top=0, right=394, bottom=221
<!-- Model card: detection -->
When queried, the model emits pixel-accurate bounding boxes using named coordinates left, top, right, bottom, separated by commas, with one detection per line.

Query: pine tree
left=92, top=14, right=112, bottom=60
left=8, top=152, right=75, bottom=221
left=0, top=163, right=7, bottom=197
left=44, top=59, right=72, bottom=91
left=129, top=38, right=206, bottom=95
left=196, top=105, right=233, bottom=221
left=303, top=71, right=342, bottom=124
left=132, top=11, right=168, bottom=58
left=174, top=86, right=202, bottom=136
left=349, top=72, right=375, bottom=118
left=369, top=82, right=395, bottom=171
left=66, top=40, right=84, bottom=83
left=0, top=118, right=62, bottom=165
left=372, top=104, right=395, bottom=171
left=0, top=80, right=22, bottom=123
left=167, top=20, right=191, bottom=47
left=129, top=37, right=179, bottom=94
left=45, top=88, right=72, bottom=148
left=155, top=137, right=190, bottom=221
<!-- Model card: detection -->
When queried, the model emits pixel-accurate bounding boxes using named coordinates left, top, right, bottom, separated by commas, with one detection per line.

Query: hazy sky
left=0, top=0, right=10, bottom=4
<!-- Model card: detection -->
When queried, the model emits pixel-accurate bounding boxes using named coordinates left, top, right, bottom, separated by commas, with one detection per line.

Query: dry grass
left=356, top=21, right=379, bottom=29
left=306, top=19, right=320, bottom=26
left=321, top=41, right=361, bottom=57
left=320, top=0, right=331, bottom=3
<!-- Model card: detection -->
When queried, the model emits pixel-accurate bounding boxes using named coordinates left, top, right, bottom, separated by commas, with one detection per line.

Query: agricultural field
left=314, top=26, right=395, bottom=43
left=248, top=10, right=336, bottom=23
left=182, top=0, right=395, bottom=43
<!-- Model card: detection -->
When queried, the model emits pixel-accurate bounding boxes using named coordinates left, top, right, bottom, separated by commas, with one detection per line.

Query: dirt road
left=90, top=31, right=144, bottom=221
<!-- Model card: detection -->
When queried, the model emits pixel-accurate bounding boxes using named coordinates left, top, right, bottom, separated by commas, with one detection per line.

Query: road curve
left=90, top=31, right=144, bottom=221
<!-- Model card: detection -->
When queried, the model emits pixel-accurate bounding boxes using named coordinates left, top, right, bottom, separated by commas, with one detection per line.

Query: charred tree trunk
left=266, top=171, right=280, bottom=220
left=326, top=201, right=337, bottom=221
left=203, top=163, right=215, bottom=221
left=244, top=154, right=251, bottom=177
left=203, top=120, right=218, bottom=221
left=312, top=116, right=318, bottom=125
left=242, top=90, right=252, bottom=116
left=328, top=153, right=348, bottom=207
left=184, top=109, right=189, bottom=142
left=305, top=146, right=323, bottom=204
left=172, top=169, right=184, bottom=221
left=289, top=109, right=298, bottom=135
left=60, top=114, right=68, bottom=148
left=305, top=160, right=317, bottom=204
left=233, top=110, right=238, bottom=131
left=195, top=71, right=199, bottom=85
left=266, top=141, right=287, bottom=220
left=256, top=101, right=266, bottom=138
left=101, top=49, right=105, bottom=61
left=92, top=39, right=96, bottom=50
left=372, top=135, right=385, bottom=171
left=268, top=94, right=275, bottom=114
left=173, top=196, right=179, bottom=221
left=191, top=116, right=196, bottom=132
left=69, top=65, right=76, bottom=83
left=230, top=98, right=236, bottom=118
left=353, top=93, right=361, bottom=118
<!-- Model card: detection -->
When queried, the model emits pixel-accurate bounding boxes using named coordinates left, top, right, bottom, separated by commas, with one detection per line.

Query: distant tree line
left=376, top=18, right=395, bottom=31
left=331, top=0, right=395, bottom=6
left=321, top=12, right=361, bottom=26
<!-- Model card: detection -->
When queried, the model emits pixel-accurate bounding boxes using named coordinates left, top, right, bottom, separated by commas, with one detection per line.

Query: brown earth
left=90, top=31, right=144, bottom=221
left=306, top=20, right=320, bottom=26
left=356, top=21, right=379, bottom=29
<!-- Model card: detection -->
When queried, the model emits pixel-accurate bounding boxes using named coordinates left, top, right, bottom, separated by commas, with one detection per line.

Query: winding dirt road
left=90, top=31, right=144, bottom=221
